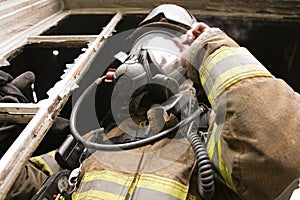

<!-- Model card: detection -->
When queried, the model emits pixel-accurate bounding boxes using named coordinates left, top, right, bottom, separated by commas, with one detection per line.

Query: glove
left=0, top=70, right=35, bottom=103
left=0, top=70, right=13, bottom=86
left=147, top=107, right=179, bottom=134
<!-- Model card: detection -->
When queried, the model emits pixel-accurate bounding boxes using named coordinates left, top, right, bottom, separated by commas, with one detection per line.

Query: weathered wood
left=0, top=103, right=39, bottom=114
left=0, top=12, right=123, bottom=200
left=0, top=114, right=35, bottom=124
left=0, top=0, right=62, bottom=45
left=27, top=35, right=97, bottom=47
left=27, top=35, right=98, bottom=43
left=0, top=3, right=70, bottom=64
left=62, top=0, right=300, bottom=17
left=0, top=103, right=40, bottom=123
left=70, top=7, right=150, bottom=14
left=0, top=0, right=41, bottom=16
left=69, top=7, right=300, bottom=22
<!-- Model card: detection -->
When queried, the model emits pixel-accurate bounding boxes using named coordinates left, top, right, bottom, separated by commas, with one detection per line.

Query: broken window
left=0, top=7, right=300, bottom=198
left=2, top=12, right=300, bottom=154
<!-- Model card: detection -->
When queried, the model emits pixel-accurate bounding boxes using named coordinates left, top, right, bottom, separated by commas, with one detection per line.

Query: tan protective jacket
left=73, top=136, right=197, bottom=200
left=72, top=79, right=201, bottom=200
left=186, top=28, right=300, bottom=200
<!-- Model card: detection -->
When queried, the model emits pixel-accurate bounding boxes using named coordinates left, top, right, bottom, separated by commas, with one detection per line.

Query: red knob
left=105, top=68, right=116, bottom=83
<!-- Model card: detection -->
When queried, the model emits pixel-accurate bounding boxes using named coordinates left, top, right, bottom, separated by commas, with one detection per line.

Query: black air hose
left=70, top=77, right=205, bottom=151
left=187, top=122, right=215, bottom=200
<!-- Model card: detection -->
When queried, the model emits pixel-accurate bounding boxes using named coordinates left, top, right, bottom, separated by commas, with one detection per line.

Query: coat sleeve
left=186, top=28, right=300, bottom=199
left=186, top=28, right=273, bottom=106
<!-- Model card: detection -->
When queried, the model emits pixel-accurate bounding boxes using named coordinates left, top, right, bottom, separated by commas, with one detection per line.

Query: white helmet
left=139, top=4, right=196, bottom=29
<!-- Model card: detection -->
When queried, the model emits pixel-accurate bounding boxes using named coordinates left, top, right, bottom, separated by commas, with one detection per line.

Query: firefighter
left=67, top=4, right=211, bottom=200
left=5, top=4, right=300, bottom=200
left=6, top=4, right=204, bottom=200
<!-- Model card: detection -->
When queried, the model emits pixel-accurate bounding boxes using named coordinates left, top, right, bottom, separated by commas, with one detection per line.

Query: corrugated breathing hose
left=187, top=122, right=215, bottom=200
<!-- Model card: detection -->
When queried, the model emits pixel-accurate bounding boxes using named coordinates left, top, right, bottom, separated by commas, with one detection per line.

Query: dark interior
left=5, top=45, right=86, bottom=117
left=2, top=45, right=86, bottom=155
left=201, top=17, right=300, bottom=92
left=42, top=14, right=300, bottom=92
left=42, top=14, right=114, bottom=35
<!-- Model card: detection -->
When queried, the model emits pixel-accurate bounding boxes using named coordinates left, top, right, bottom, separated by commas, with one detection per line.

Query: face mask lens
left=132, top=32, right=181, bottom=71
left=147, top=36, right=179, bottom=67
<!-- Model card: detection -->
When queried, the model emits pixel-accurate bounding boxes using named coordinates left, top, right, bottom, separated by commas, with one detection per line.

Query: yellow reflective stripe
left=81, top=170, right=134, bottom=186
left=74, top=171, right=132, bottom=199
left=72, top=190, right=126, bottom=200
left=201, top=47, right=251, bottom=84
left=186, top=193, right=197, bottom=200
left=200, top=46, right=273, bottom=106
left=48, top=150, right=56, bottom=158
left=136, top=173, right=188, bottom=200
left=206, top=123, right=217, bottom=160
left=217, top=135, right=236, bottom=191
left=207, top=64, right=272, bottom=106
left=206, top=123, right=237, bottom=192
left=29, top=150, right=58, bottom=175
left=76, top=171, right=188, bottom=200
left=30, top=156, right=53, bottom=175
left=207, top=123, right=222, bottom=180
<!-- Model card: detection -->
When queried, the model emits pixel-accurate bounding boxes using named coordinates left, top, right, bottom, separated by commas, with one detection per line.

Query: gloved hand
left=147, top=107, right=179, bottom=134
left=0, top=70, right=35, bottom=103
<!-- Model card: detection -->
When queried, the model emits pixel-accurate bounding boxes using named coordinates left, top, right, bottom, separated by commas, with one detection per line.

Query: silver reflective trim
left=203, top=54, right=264, bottom=95
left=133, top=187, right=183, bottom=200
left=77, top=179, right=130, bottom=197
left=41, top=153, right=61, bottom=174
